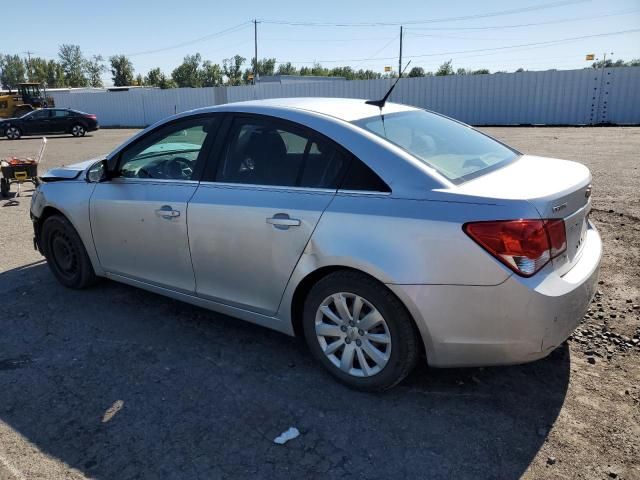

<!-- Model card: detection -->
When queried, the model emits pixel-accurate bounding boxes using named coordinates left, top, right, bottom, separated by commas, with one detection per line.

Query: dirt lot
left=0, top=127, right=638, bottom=480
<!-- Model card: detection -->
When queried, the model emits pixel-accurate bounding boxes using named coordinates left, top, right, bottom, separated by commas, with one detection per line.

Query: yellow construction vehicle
left=0, top=83, right=55, bottom=119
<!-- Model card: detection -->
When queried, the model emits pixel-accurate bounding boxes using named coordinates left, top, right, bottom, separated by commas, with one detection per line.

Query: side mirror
left=86, top=159, right=111, bottom=183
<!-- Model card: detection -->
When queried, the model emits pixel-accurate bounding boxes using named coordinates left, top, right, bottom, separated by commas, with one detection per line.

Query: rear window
left=353, top=110, right=519, bottom=184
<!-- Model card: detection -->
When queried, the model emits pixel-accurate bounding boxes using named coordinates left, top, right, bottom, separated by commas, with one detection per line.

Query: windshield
left=353, top=110, right=519, bottom=183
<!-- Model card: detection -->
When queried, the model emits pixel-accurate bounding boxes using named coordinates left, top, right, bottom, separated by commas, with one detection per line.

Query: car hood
left=41, top=157, right=103, bottom=181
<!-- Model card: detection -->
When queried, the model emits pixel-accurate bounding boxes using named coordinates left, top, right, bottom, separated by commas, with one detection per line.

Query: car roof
left=214, top=97, right=418, bottom=122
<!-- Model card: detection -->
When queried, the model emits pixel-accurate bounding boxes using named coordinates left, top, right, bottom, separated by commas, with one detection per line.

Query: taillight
left=463, top=219, right=567, bottom=277
left=85, top=114, right=97, bottom=120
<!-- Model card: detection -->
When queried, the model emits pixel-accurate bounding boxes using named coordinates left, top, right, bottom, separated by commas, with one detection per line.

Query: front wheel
left=71, top=124, right=86, bottom=137
left=303, top=271, right=420, bottom=391
left=41, top=215, right=97, bottom=289
left=5, top=126, right=21, bottom=140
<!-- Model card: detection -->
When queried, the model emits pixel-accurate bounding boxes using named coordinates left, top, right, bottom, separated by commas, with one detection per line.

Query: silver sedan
left=30, top=98, right=602, bottom=391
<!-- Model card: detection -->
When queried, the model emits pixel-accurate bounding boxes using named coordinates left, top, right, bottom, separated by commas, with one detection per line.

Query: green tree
left=254, top=57, right=276, bottom=76
left=472, top=69, right=490, bottom=75
left=201, top=60, right=223, bottom=87
left=276, top=62, right=298, bottom=75
left=456, top=68, right=467, bottom=75
left=143, top=68, right=160, bottom=86
left=627, top=58, right=640, bottom=66
left=172, top=53, right=203, bottom=87
left=58, top=44, right=88, bottom=87
left=435, top=60, right=454, bottom=76
left=223, top=54, right=246, bottom=85
left=355, top=69, right=381, bottom=79
left=408, top=66, right=425, bottom=77
left=591, top=58, right=625, bottom=69
left=46, top=60, right=66, bottom=87
left=109, top=55, right=135, bottom=86
left=329, top=66, right=355, bottom=79
left=85, top=55, right=106, bottom=87
left=25, top=57, right=49, bottom=83
left=158, top=73, right=177, bottom=89
left=0, top=54, right=27, bottom=90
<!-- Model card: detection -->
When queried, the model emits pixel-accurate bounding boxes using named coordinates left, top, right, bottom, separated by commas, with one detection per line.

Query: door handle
left=267, top=213, right=301, bottom=230
left=155, top=205, right=181, bottom=220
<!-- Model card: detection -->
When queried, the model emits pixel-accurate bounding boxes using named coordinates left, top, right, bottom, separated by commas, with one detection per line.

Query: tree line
left=1, top=44, right=639, bottom=91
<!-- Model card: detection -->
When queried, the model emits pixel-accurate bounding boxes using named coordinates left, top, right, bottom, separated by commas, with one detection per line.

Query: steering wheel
left=164, top=157, right=193, bottom=179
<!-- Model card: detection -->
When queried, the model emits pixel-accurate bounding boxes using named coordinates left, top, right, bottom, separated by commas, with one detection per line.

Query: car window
left=30, top=110, right=50, bottom=119
left=340, top=158, right=390, bottom=192
left=52, top=110, right=69, bottom=118
left=217, top=118, right=346, bottom=188
left=118, top=117, right=217, bottom=181
left=353, top=110, right=519, bottom=184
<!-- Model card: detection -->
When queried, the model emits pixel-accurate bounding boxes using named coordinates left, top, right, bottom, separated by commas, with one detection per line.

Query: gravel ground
left=0, top=127, right=638, bottom=480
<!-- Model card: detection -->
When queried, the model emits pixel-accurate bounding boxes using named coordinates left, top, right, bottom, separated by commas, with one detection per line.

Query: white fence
left=49, top=67, right=640, bottom=127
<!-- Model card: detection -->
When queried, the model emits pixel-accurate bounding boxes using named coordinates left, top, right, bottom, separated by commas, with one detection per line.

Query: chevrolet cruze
left=30, top=98, right=602, bottom=391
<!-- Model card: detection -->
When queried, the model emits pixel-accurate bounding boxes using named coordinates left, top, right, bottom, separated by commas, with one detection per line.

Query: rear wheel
left=302, top=270, right=420, bottom=391
left=5, top=126, right=21, bottom=140
left=71, top=124, right=86, bottom=137
left=41, top=215, right=97, bottom=289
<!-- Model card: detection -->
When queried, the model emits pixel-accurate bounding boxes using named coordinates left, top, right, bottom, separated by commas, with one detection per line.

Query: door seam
left=274, top=191, right=339, bottom=314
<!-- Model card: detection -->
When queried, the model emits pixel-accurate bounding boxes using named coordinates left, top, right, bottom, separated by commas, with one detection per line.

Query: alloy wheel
left=6, top=127, right=20, bottom=140
left=72, top=125, right=85, bottom=136
left=315, top=292, right=392, bottom=377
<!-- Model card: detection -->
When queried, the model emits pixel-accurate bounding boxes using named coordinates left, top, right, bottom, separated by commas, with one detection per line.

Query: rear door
left=49, top=109, right=71, bottom=133
left=188, top=114, right=348, bottom=315
left=90, top=114, right=220, bottom=292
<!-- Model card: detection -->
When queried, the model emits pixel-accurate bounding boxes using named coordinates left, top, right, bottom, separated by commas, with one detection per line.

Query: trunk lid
left=452, top=155, right=592, bottom=274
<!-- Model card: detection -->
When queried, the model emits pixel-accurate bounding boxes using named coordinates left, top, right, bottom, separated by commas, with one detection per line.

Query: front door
left=188, top=114, right=348, bottom=315
left=24, top=109, right=50, bottom=134
left=90, top=115, right=219, bottom=292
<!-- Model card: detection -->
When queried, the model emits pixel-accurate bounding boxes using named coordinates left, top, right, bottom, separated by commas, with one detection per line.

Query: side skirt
left=105, top=272, right=295, bottom=336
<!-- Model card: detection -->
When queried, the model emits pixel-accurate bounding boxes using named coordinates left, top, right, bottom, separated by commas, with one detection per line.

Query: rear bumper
left=389, top=221, right=602, bottom=367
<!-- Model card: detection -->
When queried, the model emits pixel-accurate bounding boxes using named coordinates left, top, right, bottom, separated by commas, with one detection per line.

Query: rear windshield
left=353, top=110, right=519, bottom=183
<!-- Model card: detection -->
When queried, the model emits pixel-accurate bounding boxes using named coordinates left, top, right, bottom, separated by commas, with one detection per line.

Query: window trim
left=203, top=112, right=354, bottom=190
left=112, top=113, right=223, bottom=183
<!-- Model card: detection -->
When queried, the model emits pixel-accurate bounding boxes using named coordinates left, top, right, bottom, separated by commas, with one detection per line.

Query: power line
left=406, top=8, right=640, bottom=31
left=260, top=0, right=587, bottom=27
left=282, top=28, right=640, bottom=64
left=123, top=22, right=251, bottom=57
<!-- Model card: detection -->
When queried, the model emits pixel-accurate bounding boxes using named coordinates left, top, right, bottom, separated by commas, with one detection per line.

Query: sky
left=3, top=0, right=640, bottom=85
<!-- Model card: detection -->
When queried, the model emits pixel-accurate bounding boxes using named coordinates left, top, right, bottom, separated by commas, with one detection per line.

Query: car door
left=22, top=109, right=50, bottom=134
left=49, top=109, right=71, bottom=133
left=90, top=114, right=220, bottom=293
left=188, top=114, right=348, bottom=315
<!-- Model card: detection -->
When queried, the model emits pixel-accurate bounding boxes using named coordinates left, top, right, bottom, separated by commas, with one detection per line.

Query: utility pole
left=398, top=26, right=403, bottom=77
left=253, top=19, right=259, bottom=85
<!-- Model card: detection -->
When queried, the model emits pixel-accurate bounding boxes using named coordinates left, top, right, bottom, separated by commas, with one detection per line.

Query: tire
left=5, top=126, right=21, bottom=140
left=41, top=215, right=97, bottom=289
left=0, top=178, right=9, bottom=197
left=71, top=124, right=86, bottom=137
left=302, top=270, right=420, bottom=392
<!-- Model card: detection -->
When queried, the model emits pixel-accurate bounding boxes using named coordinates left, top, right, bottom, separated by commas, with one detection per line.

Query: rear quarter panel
left=297, top=193, right=541, bottom=285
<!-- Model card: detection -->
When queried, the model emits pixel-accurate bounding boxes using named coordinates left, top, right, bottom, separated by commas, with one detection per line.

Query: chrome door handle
left=155, top=205, right=181, bottom=220
left=267, top=213, right=301, bottom=230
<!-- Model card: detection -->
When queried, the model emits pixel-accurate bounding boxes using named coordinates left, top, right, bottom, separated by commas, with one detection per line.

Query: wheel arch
left=288, top=265, right=427, bottom=359
left=33, top=192, right=104, bottom=277
left=69, top=121, right=87, bottom=134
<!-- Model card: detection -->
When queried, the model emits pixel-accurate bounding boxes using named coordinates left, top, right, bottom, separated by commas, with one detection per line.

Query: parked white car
left=30, top=98, right=601, bottom=390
